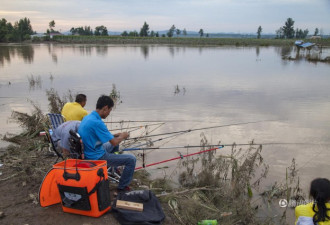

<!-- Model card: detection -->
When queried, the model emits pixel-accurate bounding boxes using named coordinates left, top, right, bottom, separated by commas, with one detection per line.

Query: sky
left=1, top=0, right=330, bottom=34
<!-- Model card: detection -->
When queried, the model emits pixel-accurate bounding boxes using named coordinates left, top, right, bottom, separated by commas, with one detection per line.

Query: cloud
left=1, top=0, right=329, bottom=33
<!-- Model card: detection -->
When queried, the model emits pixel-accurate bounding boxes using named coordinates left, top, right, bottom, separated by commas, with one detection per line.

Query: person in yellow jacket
left=295, top=178, right=330, bottom=225
left=61, top=94, right=88, bottom=121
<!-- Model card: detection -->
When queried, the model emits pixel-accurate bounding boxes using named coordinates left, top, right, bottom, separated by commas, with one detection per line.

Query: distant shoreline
left=27, top=36, right=330, bottom=47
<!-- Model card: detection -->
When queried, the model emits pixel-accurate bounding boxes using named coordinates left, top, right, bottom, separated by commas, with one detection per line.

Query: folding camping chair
left=48, top=113, right=65, bottom=130
left=46, top=113, right=65, bottom=162
left=68, top=129, right=121, bottom=183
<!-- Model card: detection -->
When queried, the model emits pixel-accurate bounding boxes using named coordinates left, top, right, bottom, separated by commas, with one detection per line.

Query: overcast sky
left=1, top=0, right=330, bottom=34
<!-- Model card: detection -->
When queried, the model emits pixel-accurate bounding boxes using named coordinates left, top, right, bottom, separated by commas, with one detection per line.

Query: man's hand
left=114, top=132, right=129, bottom=139
left=122, top=132, right=129, bottom=139
left=110, top=132, right=129, bottom=146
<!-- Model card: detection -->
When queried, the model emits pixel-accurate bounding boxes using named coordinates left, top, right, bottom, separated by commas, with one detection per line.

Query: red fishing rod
left=135, top=145, right=224, bottom=170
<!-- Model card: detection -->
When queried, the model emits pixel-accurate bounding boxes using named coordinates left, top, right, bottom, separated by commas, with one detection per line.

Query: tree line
left=0, top=17, right=325, bottom=43
left=0, top=17, right=34, bottom=42
left=122, top=22, right=208, bottom=38
left=257, top=18, right=321, bottom=39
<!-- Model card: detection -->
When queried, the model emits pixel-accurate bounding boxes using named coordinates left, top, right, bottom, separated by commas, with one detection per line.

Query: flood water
left=0, top=43, right=329, bottom=222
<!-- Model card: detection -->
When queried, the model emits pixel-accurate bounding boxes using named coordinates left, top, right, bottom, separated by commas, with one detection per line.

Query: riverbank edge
left=27, top=36, right=330, bottom=47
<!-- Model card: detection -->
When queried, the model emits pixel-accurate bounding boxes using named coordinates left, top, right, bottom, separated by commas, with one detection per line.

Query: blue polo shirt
left=78, top=111, right=114, bottom=160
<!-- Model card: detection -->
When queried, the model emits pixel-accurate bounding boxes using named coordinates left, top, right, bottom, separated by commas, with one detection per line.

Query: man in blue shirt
left=78, top=95, right=136, bottom=192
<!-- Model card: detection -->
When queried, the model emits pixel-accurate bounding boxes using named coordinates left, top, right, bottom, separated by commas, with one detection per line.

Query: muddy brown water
left=0, top=43, right=330, bottom=223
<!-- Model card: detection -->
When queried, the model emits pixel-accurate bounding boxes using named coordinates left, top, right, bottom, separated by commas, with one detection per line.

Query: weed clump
left=109, top=84, right=121, bottom=107
left=46, top=88, right=74, bottom=114
left=162, top=143, right=267, bottom=225
left=5, top=100, right=47, bottom=143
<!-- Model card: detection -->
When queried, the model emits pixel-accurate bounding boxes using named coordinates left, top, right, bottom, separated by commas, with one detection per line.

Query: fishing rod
left=109, top=122, right=165, bottom=132
left=135, top=146, right=224, bottom=170
left=104, top=119, right=207, bottom=124
left=125, top=145, right=224, bottom=151
left=127, top=129, right=193, bottom=149
left=123, top=142, right=316, bottom=152
left=128, top=120, right=276, bottom=140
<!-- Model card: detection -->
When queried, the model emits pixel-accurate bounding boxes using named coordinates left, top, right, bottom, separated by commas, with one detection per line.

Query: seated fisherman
left=51, top=120, right=81, bottom=157
left=61, top=94, right=88, bottom=121
left=78, top=95, right=136, bottom=192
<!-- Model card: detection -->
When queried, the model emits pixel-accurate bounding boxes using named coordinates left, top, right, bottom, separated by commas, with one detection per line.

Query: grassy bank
left=49, top=35, right=330, bottom=47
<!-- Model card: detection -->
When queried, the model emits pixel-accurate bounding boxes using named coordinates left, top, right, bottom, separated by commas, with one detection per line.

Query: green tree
left=0, top=17, right=34, bottom=42
left=94, top=25, right=108, bottom=36
left=15, top=17, right=34, bottom=41
left=303, top=29, right=309, bottom=38
left=139, top=22, right=149, bottom=37
left=129, top=31, right=138, bottom=37
left=282, top=18, right=295, bottom=39
left=183, top=28, right=187, bottom=36
left=176, top=28, right=181, bottom=37
left=70, top=27, right=76, bottom=35
left=150, top=30, right=155, bottom=37
left=198, top=28, right=204, bottom=37
left=167, top=25, right=176, bottom=37
left=275, top=27, right=284, bottom=39
left=101, top=28, right=108, bottom=36
left=295, top=28, right=309, bottom=39
left=121, top=31, right=128, bottom=36
left=314, top=28, right=319, bottom=36
left=49, top=20, right=55, bottom=33
left=5, top=22, right=14, bottom=41
left=155, top=32, right=159, bottom=37
left=94, top=29, right=100, bottom=36
left=257, top=26, right=262, bottom=39
left=70, top=26, right=93, bottom=35
left=0, top=18, right=8, bottom=42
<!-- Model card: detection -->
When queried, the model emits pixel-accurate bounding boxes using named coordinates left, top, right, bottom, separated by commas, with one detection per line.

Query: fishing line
left=109, top=122, right=165, bottom=132
left=123, top=142, right=321, bottom=151
left=121, top=122, right=165, bottom=149
left=127, top=123, right=202, bottom=151
left=135, top=146, right=223, bottom=170
left=143, top=123, right=203, bottom=156
left=128, top=120, right=276, bottom=140
left=104, top=119, right=208, bottom=124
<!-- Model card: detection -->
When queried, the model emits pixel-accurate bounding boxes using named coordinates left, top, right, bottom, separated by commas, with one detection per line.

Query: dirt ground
left=0, top=148, right=173, bottom=225
left=0, top=162, right=122, bottom=225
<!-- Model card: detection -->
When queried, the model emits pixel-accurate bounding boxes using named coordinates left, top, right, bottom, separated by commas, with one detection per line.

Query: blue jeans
left=100, top=142, right=136, bottom=189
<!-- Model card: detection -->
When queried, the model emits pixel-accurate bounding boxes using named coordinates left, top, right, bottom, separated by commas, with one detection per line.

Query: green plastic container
left=197, top=220, right=218, bottom=225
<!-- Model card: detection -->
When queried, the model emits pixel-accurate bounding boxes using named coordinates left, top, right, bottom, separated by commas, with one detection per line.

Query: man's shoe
left=114, top=186, right=131, bottom=197
left=117, top=186, right=132, bottom=193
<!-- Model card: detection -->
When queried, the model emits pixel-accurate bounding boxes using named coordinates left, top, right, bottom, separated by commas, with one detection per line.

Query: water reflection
left=79, top=45, right=92, bottom=56
left=1, top=44, right=329, bottom=68
left=95, top=45, right=108, bottom=56
left=256, top=46, right=260, bottom=57
left=0, top=45, right=34, bottom=66
left=51, top=53, right=58, bottom=63
left=27, top=74, right=42, bottom=90
left=140, top=45, right=149, bottom=59
left=0, top=46, right=11, bottom=66
left=168, top=46, right=175, bottom=57
left=279, top=46, right=329, bottom=65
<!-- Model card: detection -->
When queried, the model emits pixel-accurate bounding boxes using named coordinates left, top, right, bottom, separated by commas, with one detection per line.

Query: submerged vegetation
left=109, top=84, right=121, bottom=107
left=46, top=88, right=75, bottom=114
